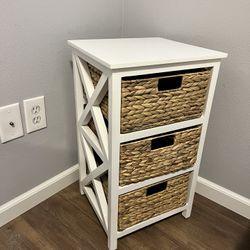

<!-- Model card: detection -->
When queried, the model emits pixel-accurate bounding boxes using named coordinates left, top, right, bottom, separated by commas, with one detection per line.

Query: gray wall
left=123, top=0, right=250, bottom=198
left=1, top=0, right=249, bottom=207
left=0, top=0, right=122, bottom=205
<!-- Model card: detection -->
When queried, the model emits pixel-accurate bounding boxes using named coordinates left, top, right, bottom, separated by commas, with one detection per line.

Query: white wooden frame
left=72, top=52, right=221, bottom=250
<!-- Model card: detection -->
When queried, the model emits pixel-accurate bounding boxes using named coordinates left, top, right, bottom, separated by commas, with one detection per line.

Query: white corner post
left=72, top=54, right=87, bottom=194
left=108, top=73, right=121, bottom=250
left=182, top=61, right=221, bottom=218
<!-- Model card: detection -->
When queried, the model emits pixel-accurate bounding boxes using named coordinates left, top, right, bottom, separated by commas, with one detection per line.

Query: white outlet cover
left=23, top=96, right=47, bottom=133
left=0, top=103, right=24, bottom=143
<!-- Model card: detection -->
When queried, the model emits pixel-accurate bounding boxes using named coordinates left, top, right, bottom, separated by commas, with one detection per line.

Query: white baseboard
left=196, top=176, right=250, bottom=219
left=0, top=164, right=79, bottom=227
left=1, top=168, right=249, bottom=228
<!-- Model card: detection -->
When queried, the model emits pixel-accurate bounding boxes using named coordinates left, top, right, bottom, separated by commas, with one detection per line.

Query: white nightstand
left=68, top=37, right=227, bottom=250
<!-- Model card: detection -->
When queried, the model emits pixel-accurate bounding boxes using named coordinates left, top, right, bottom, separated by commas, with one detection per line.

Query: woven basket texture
left=103, top=173, right=189, bottom=231
left=119, top=126, right=201, bottom=186
left=87, top=63, right=211, bottom=134
left=89, top=119, right=200, bottom=186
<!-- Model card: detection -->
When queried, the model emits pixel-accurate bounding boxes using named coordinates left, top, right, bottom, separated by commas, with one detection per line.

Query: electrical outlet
left=0, top=103, right=24, bottom=143
left=23, top=96, right=47, bottom=133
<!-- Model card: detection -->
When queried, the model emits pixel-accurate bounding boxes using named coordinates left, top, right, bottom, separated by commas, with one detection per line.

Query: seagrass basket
left=102, top=173, right=189, bottom=231
left=119, top=126, right=201, bottom=186
left=89, top=121, right=201, bottom=186
left=88, top=63, right=211, bottom=134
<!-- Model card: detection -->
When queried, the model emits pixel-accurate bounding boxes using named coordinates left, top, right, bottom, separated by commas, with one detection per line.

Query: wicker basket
left=120, top=126, right=201, bottom=186
left=102, top=173, right=189, bottom=231
left=88, top=64, right=211, bottom=134
left=89, top=122, right=200, bottom=186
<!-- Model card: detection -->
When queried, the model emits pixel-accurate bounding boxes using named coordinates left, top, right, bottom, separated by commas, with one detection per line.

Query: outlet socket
left=23, top=96, right=47, bottom=133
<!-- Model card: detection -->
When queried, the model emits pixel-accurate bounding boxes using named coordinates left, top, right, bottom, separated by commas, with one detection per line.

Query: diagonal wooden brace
left=83, top=185, right=107, bottom=234
left=80, top=126, right=106, bottom=162
left=81, top=163, right=108, bottom=186
left=75, top=56, right=94, bottom=99
left=75, top=55, right=109, bottom=159
left=80, top=133, right=108, bottom=230
left=80, top=73, right=108, bottom=126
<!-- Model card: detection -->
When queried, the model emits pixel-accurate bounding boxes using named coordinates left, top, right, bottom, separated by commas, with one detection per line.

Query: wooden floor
left=0, top=183, right=249, bottom=250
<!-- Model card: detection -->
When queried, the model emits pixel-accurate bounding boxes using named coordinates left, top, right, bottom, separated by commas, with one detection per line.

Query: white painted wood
left=120, top=117, right=203, bottom=143
left=80, top=126, right=105, bottom=162
left=75, top=57, right=109, bottom=160
left=117, top=205, right=187, bottom=238
left=0, top=164, right=79, bottom=227
left=69, top=38, right=227, bottom=250
left=119, top=167, right=195, bottom=195
left=72, top=55, right=87, bottom=107
left=72, top=55, right=87, bottom=193
left=182, top=62, right=221, bottom=218
left=80, top=73, right=108, bottom=125
left=74, top=54, right=109, bottom=232
left=107, top=74, right=121, bottom=250
left=113, top=61, right=221, bottom=77
left=81, top=163, right=108, bottom=186
left=80, top=134, right=108, bottom=231
left=75, top=56, right=95, bottom=99
left=71, top=48, right=112, bottom=77
left=91, top=106, right=109, bottom=159
left=82, top=186, right=107, bottom=234
left=196, top=177, right=250, bottom=219
left=68, top=38, right=227, bottom=69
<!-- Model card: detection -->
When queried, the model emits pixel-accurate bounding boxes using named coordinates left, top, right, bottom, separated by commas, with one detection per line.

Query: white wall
left=0, top=0, right=122, bottom=205
left=123, top=0, right=250, bottom=198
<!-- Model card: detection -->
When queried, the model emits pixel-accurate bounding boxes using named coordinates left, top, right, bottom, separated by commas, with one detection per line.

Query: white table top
left=68, top=37, right=227, bottom=69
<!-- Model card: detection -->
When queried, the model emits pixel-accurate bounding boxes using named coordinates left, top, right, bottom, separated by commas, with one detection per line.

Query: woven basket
left=89, top=121, right=200, bottom=186
left=87, top=63, right=211, bottom=134
left=120, top=126, right=201, bottom=186
left=102, top=173, right=189, bottom=231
